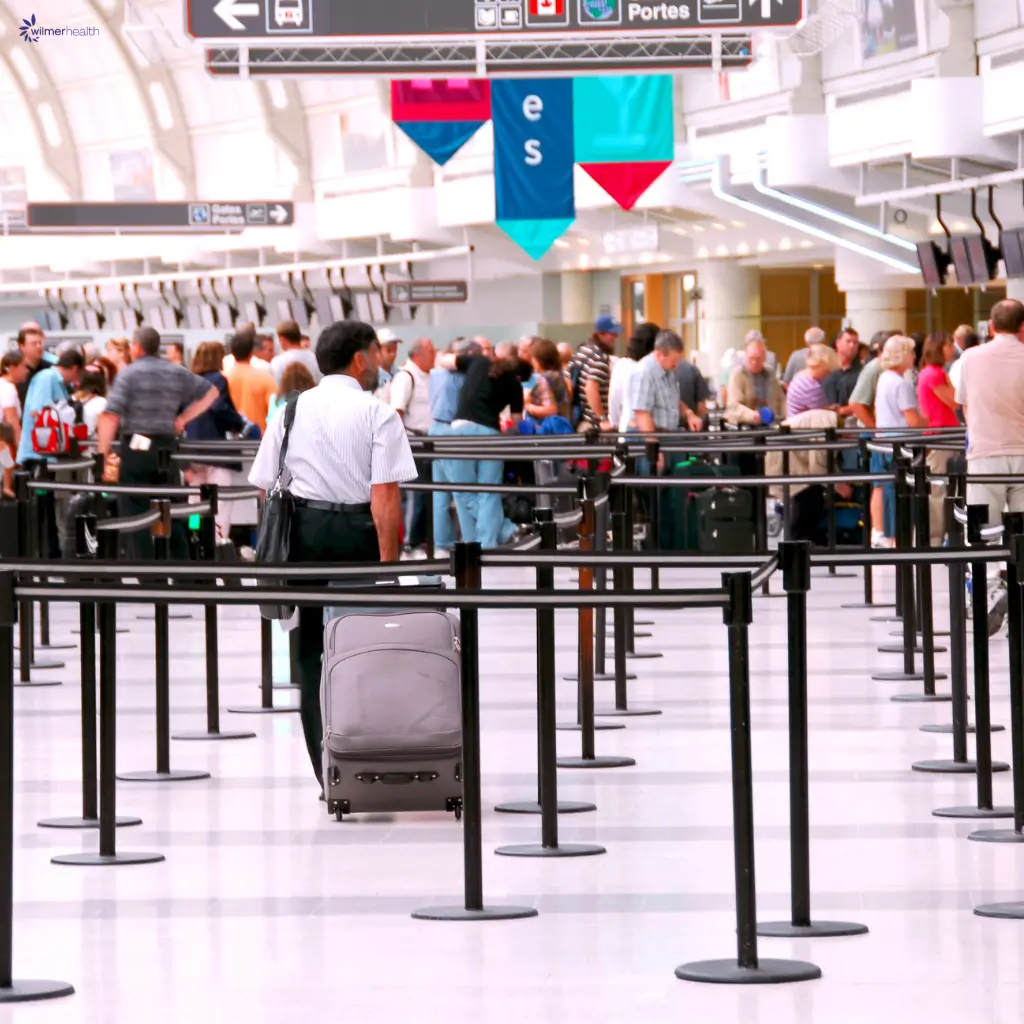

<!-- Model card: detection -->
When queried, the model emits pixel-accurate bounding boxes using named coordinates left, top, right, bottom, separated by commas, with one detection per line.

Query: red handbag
left=31, top=404, right=87, bottom=456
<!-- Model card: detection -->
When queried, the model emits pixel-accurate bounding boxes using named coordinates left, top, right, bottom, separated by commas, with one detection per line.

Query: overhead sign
left=26, top=202, right=294, bottom=232
left=602, top=223, right=660, bottom=256
left=385, top=280, right=469, bottom=304
left=188, top=0, right=802, bottom=38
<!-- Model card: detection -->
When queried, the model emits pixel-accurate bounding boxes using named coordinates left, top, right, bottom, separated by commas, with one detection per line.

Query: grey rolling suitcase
left=321, top=609, right=463, bottom=822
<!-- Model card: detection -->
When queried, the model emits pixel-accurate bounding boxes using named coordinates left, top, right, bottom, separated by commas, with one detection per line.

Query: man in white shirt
left=390, top=337, right=436, bottom=554
left=222, top=323, right=272, bottom=374
left=269, top=319, right=321, bottom=387
left=249, top=320, right=417, bottom=785
left=955, top=299, right=1024, bottom=636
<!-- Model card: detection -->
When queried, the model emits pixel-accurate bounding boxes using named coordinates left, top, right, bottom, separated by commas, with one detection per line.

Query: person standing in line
left=15, top=322, right=51, bottom=407
left=782, top=326, right=827, bottom=391
left=248, top=321, right=417, bottom=786
left=96, top=327, right=218, bottom=560
left=609, top=322, right=658, bottom=433
left=428, top=339, right=478, bottom=556
left=524, top=337, right=573, bottom=429
left=672, top=348, right=712, bottom=432
left=268, top=362, right=316, bottom=422
left=17, top=348, right=85, bottom=470
left=0, top=351, right=27, bottom=496
left=956, top=299, right=1024, bottom=635
left=437, top=343, right=524, bottom=548
left=165, top=341, right=185, bottom=366
left=373, top=329, right=401, bottom=403
left=917, top=332, right=959, bottom=547
left=75, top=364, right=108, bottom=436
left=390, top=337, right=436, bottom=556
left=105, top=337, right=132, bottom=374
left=574, top=315, right=622, bottom=431
left=785, top=344, right=840, bottom=418
left=725, top=336, right=784, bottom=426
left=226, top=331, right=277, bottom=434
left=823, top=328, right=863, bottom=422
left=270, top=320, right=321, bottom=387
left=947, top=324, right=980, bottom=397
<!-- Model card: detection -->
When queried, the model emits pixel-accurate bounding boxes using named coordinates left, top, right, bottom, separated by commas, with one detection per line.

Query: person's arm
left=933, top=374, right=958, bottom=413
left=96, top=410, right=119, bottom=457
left=584, top=377, right=606, bottom=422
left=679, top=401, right=703, bottom=433
left=173, top=384, right=218, bottom=435
left=849, top=403, right=875, bottom=428
left=390, top=370, right=412, bottom=421
left=3, top=406, right=20, bottom=449
left=899, top=382, right=927, bottom=428
left=902, top=408, right=928, bottom=429
left=525, top=375, right=557, bottom=420
left=371, top=482, right=402, bottom=562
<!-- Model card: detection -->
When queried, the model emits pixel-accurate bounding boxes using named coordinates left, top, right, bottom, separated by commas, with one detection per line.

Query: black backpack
left=568, top=357, right=586, bottom=426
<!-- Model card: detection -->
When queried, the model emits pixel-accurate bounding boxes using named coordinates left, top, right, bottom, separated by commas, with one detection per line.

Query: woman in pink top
left=917, top=332, right=959, bottom=545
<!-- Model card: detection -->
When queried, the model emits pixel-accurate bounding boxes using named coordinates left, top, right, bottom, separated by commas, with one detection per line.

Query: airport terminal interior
left=5, top=0, right=1024, bottom=1020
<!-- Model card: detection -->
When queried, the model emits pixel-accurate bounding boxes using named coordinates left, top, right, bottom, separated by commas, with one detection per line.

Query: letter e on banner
left=522, top=95, right=544, bottom=121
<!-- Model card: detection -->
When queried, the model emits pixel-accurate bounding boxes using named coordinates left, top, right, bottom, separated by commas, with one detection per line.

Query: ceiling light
left=780, top=237, right=792, bottom=250
left=639, top=252, right=654, bottom=265
left=716, top=244, right=729, bottom=256
left=691, top=224, right=705, bottom=233
left=599, top=256, right=611, bottom=268
left=672, top=227, right=688, bottom=236
left=578, top=254, right=590, bottom=269
left=799, top=240, right=813, bottom=249
left=553, top=239, right=571, bottom=249
left=731, top=220, right=745, bottom=228
left=953, top=221, right=969, bottom=232
left=697, top=246, right=710, bottom=258
left=577, top=237, right=591, bottom=247
left=736, top=242, right=750, bottom=255
left=712, top=222, right=726, bottom=231
left=812, top=263, right=825, bottom=269
left=757, top=240, right=770, bottom=253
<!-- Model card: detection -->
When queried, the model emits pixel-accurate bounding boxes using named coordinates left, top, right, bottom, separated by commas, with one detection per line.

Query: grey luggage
left=321, top=609, right=463, bottom=822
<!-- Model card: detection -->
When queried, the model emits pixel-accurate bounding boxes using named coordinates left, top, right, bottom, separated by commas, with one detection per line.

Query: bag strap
left=275, top=391, right=300, bottom=483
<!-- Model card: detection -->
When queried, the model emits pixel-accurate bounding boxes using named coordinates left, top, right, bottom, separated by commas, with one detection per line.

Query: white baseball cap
left=376, top=328, right=399, bottom=344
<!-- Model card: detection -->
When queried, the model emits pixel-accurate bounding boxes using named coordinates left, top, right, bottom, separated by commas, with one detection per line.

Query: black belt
left=433, top=419, right=451, bottom=425
left=294, top=499, right=371, bottom=514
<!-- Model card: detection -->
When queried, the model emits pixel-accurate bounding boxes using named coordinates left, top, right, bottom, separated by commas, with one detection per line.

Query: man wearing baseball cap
left=573, top=315, right=622, bottom=431
left=374, top=328, right=401, bottom=402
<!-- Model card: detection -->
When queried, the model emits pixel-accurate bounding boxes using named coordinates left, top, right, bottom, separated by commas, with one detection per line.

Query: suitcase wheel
left=446, top=796, right=463, bottom=821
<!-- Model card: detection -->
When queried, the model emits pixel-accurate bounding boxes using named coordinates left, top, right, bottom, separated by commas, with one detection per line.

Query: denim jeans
left=448, top=422, right=516, bottom=549
left=870, top=451, right=896, bottom=539
left=429, top=421, right=457, bottom=550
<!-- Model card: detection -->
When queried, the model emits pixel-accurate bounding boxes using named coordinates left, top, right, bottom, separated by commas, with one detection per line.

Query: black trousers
left=405, top=457, right=429, bottom=549
left=289, top=504, right=380, bottom=783
left=117, top=437, right=189, bottom=560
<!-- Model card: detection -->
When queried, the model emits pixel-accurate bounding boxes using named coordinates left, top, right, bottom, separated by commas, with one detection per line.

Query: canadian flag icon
left=529, top=0, right=565, bottom=16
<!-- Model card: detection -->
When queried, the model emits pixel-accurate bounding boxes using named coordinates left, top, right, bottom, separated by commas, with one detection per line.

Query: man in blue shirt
left=429, top=338, right=480, bottom=552
left=17, top=348, right=85, bottom=468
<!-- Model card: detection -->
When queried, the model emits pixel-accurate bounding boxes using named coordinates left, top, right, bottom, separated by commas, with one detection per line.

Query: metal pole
left=594, top=478, right=608, bottom=678
left=646, top=438, right=661, bottom=592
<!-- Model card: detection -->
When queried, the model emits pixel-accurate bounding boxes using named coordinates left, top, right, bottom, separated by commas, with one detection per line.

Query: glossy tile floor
left=5, top=564, right=1024, bottom=1023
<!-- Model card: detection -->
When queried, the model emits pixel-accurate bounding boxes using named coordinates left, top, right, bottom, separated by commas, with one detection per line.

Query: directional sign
left=187, top=0, right=803, bottom=39
left=26, top=201, right=294, bottom=233
left=385, top=280, right=469, bottom=304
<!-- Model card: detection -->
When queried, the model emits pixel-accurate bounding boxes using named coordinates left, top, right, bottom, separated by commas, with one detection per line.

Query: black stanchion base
left=172, top=730, right=257, bottom=741
left=877, top=644, right=948, bottom=655
left=891, top=693, right=952, bottom=704
left=495, top=842, right=606, bottom=858
left=13, top=679, right=62, bottom=688
left=933, top=805, right=1016, bottom=820
left=136, top=612, right=194, bottom=621
left=872, top=671, right=948, bottom=682
left=14, top=659, right=64, bottom=671
left=271, top=683, right=300, bottom=691
left=889, top=630, right=952, bottom=638
left=626, top=652, right=663, bottom=660
left=411, top=905, right=538, bottom=922
left=755, top=591, right=788, bottom=600
left=595, top=706, right=662, bottom=718
left=607, top=632, right=653, bottom=640
left=556, top=721, right=625, bottom=732
left=757, top=920, right=869, bottom=939
left=920, top=723, right=1004, bottom=735
left=72, top=627, right=130, bottom=635
left=968, top=828, right=1024, bottom=844
left=557, top=755, right=636, bottom=769
left=975, top=902, right=1024, bottom=920
left=38, top=814, right=141, bottom=829
left=635, top=620, right=654, bottom=626
left=227, top=705, right=299, bottom=715
left=842, top=603, right=896, bottom=610
left=674, top=959, right=821, bottom=985
left=16, top=642, right=77, bottom=651
left=0, top=980, right=75, bottom=1003
left=812, top=570, right=858, bottom=579
left=870, top=615, right=902, bottom=623
left=494, top=800, right=596, bottom=815
left=116, top=769, right=211, bottom=782
left=912, top=759, right=1009, bottom=774
left=51, top=851, right=165, bottom=866
left=563, top=673, right=637, bottom=682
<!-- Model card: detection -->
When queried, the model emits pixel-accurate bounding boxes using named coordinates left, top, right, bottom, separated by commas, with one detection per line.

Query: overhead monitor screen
left=1001, top=228, right=1024, bottom=278
left=965, top=234, right=995, bottom=284
left=949, top=235, right=975, bottom=286
left=916, top=241, right=946, bottom=288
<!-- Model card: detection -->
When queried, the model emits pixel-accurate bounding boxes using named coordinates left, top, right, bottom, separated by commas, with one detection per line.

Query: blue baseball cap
left=594, top=315, right=622, bottom=335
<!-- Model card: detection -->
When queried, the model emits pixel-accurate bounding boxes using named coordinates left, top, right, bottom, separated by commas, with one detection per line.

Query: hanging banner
left=391, top=79, right=491, bottom=167
left=573, top=75, right=674, bottom=211
left=491, top=77, right=574, bottom=260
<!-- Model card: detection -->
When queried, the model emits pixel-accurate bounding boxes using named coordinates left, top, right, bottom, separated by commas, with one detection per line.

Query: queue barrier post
left=228, top=614, right=301, bottom=716
left=496, top=510, right=596, bottom=817
left=593, top=471, right=609, bottom=679
left=893, top=461, right=950, bottom=705
left=0, top=569, right=76, bottom=1001
left=558, top=484, right=635, bottom=770
left=758, top=541, right=868, bottom=939
left=117, top=500, right=210, bottom=783
left=842, top=437, right=890, bottom=610
left=496, top=512, right=604, bottom=856
left=821, top=427, right=853, bottom=580
left=38, top=516, right=143, bottom=831
left=52, top=530, right=164, bottom=867
left=596, top=477, right=660, bottom=720
left=620, top=451, right=661, bottom=659
left=646, top=437, right=661, bottom=592
left=676, top=571, right=821, bottom=985
left=970, top=515, right=1024, bottom=847
left=413, top=542, right=538, bottom=922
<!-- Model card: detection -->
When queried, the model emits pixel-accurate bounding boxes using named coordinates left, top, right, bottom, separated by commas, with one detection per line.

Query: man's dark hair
left=833, top=327, right=859, bottom=347
left=316, top=320, right=377, bottom=375
left=277, top=320, right=302, bottom=346
left=132, top=326, right=161, bottom=357
left=16, top=327, right=42, bottom=347
left=56, top=349, right=85, bottom=371
left=627, top=321, right=660, bottom=361
left=991, top=299, right=1024, bottom=335
left=230, top=332, right=255, bottom=362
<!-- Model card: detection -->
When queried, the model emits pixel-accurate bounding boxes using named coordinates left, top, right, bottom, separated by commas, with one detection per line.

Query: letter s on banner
left=524, top=139, right=542, bottom=166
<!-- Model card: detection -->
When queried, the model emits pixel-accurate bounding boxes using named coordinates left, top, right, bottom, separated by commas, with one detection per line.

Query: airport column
left=694, top=261, right=760, bottom=374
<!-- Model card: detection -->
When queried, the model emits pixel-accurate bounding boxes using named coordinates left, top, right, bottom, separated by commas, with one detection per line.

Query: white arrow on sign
left=213, top=0, right=260, bottom=31
left=269, top=204, right=289, bottom=224
left=750, top=0, right=783, bottom=17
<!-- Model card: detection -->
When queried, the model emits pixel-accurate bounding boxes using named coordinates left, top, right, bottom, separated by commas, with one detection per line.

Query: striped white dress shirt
left=248, top=374, right=417, bottom=503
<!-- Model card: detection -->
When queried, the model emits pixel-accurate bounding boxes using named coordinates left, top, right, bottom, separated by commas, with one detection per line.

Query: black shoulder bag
left=255, top=391, right=299, bottom=620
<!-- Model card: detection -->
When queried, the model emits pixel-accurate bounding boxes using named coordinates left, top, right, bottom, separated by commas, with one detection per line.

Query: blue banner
left=491, top=78, right=574, bottom=249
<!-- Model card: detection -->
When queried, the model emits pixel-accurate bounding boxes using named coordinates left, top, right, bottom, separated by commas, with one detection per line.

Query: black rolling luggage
left=697, top=488, right=756, bottom=554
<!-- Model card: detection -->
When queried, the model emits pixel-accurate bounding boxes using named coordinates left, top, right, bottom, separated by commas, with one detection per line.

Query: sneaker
left=987, top=581, right=1008, bottom=637
left=871, top=532, right=895, bottom=550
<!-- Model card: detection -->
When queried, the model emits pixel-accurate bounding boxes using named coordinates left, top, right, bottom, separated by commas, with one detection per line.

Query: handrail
left=95, top=510, right=161, bottom=534
left=750, top=554, right=780, bottom=591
